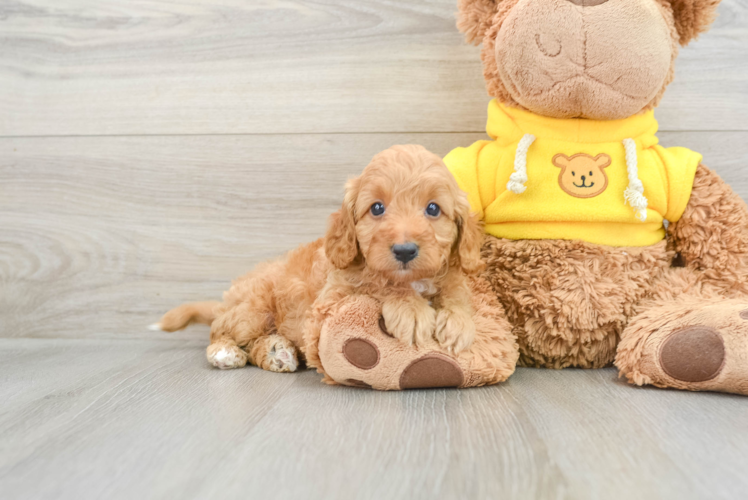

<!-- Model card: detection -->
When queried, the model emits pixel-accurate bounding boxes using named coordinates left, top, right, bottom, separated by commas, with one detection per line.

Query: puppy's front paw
left=382, top=300, right=436, bottom=348
left=436, top=307, right=476, bottom=353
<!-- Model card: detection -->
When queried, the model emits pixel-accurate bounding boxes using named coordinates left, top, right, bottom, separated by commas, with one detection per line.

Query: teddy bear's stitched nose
left=566, top=0, right=609, bottom=6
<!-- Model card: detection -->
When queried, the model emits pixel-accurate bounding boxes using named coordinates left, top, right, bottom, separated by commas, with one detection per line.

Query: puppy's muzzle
left=391, top=243, right=419, bottom=264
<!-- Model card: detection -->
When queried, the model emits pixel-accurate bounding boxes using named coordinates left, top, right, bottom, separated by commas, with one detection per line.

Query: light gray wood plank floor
left=2, top=0, right=748, bottom=498
left=2, top=338, right=748, bottom=500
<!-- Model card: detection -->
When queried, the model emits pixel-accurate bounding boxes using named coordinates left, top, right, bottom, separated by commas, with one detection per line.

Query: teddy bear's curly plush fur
left=316, top=0, right=748, bottom=395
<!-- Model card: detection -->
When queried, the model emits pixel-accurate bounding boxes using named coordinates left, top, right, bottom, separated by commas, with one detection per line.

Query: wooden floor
left=2, top=338, right=748, bottom=500
left=2, top=1, right=748, bottom=499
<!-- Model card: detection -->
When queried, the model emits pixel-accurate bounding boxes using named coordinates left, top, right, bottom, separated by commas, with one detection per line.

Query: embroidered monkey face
left=552, top=153, right=611, bottom=199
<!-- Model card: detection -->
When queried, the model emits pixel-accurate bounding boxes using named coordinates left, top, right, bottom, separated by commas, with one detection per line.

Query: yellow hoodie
left=444, top=100, right=702, bottom=247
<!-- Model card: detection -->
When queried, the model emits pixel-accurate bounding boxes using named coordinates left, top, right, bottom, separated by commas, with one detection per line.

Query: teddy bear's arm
left=667, top=164, right=748, bottom=292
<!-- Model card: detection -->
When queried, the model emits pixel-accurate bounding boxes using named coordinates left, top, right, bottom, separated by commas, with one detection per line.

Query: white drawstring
left=622, top=138, right=648, bottom=222
left=506, top=134, right=536, bottom=194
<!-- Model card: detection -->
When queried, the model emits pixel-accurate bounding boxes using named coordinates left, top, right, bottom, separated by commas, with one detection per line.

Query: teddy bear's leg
left=668, top=164, right=748, bottom=297
left=615, top=289, right=748, bottom=395
left=310, top=278, right=519, bottom=390
left=615, top=165, right=748, bottom=395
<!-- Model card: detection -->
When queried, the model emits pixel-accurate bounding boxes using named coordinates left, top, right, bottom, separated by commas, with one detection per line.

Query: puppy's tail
left=149, top=301, right=221, bottom=332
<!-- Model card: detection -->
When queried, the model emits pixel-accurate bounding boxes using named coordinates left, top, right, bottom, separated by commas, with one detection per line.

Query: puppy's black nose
left=392, top=243, right=419, bottom=264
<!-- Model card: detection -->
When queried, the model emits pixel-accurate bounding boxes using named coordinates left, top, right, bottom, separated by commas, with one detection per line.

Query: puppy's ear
left=454, top=197, right=485, bottom=275
left=664, top=0, right=721, bottom=46
left=457, top=0, right=501, bottom=45
left=325, top=177, right=361, bottom=269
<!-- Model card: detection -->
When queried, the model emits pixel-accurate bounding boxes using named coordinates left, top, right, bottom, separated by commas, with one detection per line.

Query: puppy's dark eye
left=370, top=202, right=385, bottom=216
left=425, top=202, right=441, bottom=217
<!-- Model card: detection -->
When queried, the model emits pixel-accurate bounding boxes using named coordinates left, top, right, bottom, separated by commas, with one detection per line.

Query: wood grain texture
left=1, top=0, right=746, bottom=136
left=1, top=2, right=748, bottom=498
left=0, top=338, right=747, bottom=500
left=2, top=131, right=747, bottom=340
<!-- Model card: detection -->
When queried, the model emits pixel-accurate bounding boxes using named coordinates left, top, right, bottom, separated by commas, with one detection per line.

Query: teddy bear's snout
left=495, top=0, right=673, bottom=119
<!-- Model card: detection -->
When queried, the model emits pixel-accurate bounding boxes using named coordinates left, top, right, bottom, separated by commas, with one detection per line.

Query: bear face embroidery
left=552, top=153, right=612, bottom=199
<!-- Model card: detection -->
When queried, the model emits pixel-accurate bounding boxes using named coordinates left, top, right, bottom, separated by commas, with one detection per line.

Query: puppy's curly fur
left=155, top=145, right=484, bottom=371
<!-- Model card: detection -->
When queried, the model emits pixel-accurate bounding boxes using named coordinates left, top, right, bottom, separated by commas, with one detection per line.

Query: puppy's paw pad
left=207, top=345, right=247, bottom=370
left=266, top=341, right=299, bottom=373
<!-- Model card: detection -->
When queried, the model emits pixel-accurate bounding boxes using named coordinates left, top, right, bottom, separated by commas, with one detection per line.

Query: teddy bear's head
left=457, top=0, right=720, bottom=120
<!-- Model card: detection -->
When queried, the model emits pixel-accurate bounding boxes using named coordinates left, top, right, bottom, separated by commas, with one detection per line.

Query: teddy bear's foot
left=317, top=297, right=464, bottom=390
left=616, top=298, right=748, bottom=395
left=315, top=278, right=519, bottom=390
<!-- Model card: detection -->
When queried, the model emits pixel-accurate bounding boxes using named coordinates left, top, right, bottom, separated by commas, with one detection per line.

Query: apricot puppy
left=154, top=145, right=484, bottom=372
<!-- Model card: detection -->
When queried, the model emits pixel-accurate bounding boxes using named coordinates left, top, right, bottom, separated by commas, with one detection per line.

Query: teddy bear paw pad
left=342, top=338, right=380, bottom=370
left=399, top=354, right=464, bottom=390
left=659, top=326, right=725, bottom=383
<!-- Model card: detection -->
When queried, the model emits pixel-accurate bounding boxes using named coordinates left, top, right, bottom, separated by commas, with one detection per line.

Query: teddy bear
left=310, top=0, right=748, bottom=395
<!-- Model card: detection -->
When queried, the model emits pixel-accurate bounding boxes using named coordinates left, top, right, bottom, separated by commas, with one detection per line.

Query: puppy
left=153, top=145, right=484, bottom=371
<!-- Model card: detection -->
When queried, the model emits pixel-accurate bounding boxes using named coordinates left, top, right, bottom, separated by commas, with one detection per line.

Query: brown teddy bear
left=313, top=0, right=748, bottom=395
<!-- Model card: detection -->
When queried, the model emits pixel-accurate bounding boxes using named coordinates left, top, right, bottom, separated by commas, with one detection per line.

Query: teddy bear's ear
left=456, top=0, right=501, bottom=45
left=552, top=154, right=571, bottom=169
left=665, top=0, right=721, bottom=46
